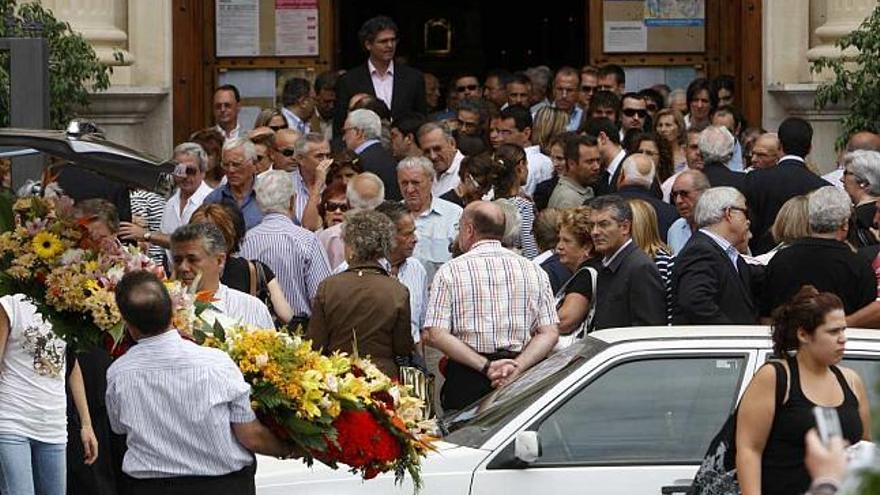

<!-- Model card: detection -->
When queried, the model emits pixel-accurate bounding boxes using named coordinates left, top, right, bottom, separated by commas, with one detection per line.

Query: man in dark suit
left=699, top=125, right=745, bottom=191
left=744, top=117, right=829, bottom=254
left=333, top=16, right=426, bottom=136
left=672, top=186, right=759, bottom=324
left=583, top=118, right=626, bottom=196
left=589, top=195, right=666, bottom=329
left=342, top=109, right=402, bottom=200
left=615, top=153, right=679, bottom=242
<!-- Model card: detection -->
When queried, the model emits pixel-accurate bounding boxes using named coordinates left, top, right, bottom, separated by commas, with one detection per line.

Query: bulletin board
left=602, top=0, right=705, bottom=54
left=216, top=0, right=319, bottom=57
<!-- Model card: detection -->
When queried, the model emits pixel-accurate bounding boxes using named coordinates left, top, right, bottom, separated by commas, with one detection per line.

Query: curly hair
left=342, top=209, right=396, bottom=263
left=558, top=207, right=593, bottom=249
left=770, top=285, right=843, bottom=357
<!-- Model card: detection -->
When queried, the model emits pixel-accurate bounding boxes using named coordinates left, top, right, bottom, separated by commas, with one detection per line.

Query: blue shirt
left=413, top=196, right=463, bottom=283
left=668, top=217, right=693, bottom=256
left=203, top=183, right=263, bottom=231
left=699, top=228, right=741, bottom=271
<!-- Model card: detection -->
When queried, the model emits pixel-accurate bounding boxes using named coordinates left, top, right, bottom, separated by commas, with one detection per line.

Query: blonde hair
left=558, top=206, right=594, bottom=250
left=628, top=199, right=670, bottom=258
left=654, top=108, right=687, bottom=146
left=771, top=194, right=811, bottom=244
left=532, top=106, right=571, bottom=153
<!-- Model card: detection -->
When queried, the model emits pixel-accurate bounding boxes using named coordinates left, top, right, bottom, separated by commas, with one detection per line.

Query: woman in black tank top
left=735, top=286, right=872, bottom=495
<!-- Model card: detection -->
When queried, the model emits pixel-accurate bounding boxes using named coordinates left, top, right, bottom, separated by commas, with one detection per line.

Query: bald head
left=347, top=172, right=385, bottom=210
left=846, top=131, right=880, bottom=152
left=464, top=201, right=506, bottom=240
left=620, top=153, right=656, bottom=188
left=751, top=133, right=781, bottom=169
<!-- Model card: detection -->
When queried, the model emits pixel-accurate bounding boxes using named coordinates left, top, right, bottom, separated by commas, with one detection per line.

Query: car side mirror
left=514, top=431, right=541, bottom=464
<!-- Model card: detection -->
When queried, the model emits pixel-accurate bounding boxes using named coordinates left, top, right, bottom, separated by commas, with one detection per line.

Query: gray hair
left=525, top=65, right=552, bottom=89
left=173, top=142, right=208, bottom=172
left=293, top=132, right=329, bottom=157
left=588, top=195, right=633, bottom=224
left=254, top=170, right=294, bottom=215
left=698, top=126, right=735, bottom=165
left=844, top=149, right=880, bottom=196
left=397, top=156, right=435, bottom=182
left=620, top=154, right=655, bottom=188
left=342, top=209, right=396, bottom=263
left=808, top=186, right=851, bottom=234
left=416, top=122, right=454, bottom=143
left=375, top=200, right=410, bottom=225
left=346, top=172, right=385, bottom=210
left=694, top=187, right=745, bottom=228
left=222, top=137, right=257, bottom=162
left=678, top=169, right=711, bottom=192
left=493, top=198, right=522, bottom=249
left=170, top=222, right=227, bottom=257
left=347, top=109, right=382, bottom=140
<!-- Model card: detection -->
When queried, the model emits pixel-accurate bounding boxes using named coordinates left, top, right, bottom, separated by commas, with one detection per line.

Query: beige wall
left=40, top=0, right=173, bottom=160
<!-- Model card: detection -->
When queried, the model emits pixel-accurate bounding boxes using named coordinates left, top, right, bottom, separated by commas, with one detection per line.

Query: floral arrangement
left=0, top=195, right=164, bottom=349
left=198, top=323, right=433, bottom=487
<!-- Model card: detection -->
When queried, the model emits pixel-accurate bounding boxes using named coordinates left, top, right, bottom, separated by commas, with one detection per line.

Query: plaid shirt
left=425, top=240, right=558, bottom=353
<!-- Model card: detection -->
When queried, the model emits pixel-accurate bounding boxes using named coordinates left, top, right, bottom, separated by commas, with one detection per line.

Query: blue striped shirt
left=512, top=196, right=539, bottom=260
left=203, top=183, right=263, bottom=231
left=239, top=213, right=331, bottom=316
left=291, top=171, right=323, bottom=226
left=106, top=330, right=256, bottom=478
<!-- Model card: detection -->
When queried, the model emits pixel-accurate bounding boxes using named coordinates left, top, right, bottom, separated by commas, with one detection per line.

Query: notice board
left=216, top=0, right=319, bottom=57
left=603, top=0, right=705, bottom=53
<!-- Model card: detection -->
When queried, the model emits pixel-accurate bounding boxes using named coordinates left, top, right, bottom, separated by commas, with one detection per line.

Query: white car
left=255, top=326, right=880, bottom=494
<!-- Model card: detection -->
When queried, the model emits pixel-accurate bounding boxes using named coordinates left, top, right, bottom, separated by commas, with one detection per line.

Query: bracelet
left=809, top=477, right=841, bottom=495
left=481, top=359, right=491, bottom=376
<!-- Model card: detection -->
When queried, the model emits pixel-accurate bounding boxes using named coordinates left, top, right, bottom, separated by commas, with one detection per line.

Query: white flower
left=59, top=249, right=85, bottom=266
left=254, top=353, right=269, bottom=368
left=106, top=265, right=125, bottom=285
left=324, top=375, right=339, bottom=392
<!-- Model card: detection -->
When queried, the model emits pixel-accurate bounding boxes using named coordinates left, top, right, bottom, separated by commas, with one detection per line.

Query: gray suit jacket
left=593, top=240, right=667, bottom=330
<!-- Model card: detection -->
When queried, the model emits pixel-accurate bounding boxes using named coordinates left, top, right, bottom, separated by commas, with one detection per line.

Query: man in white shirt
left=488, top=105, right=553, bottom=196
left=213, top=85, right=241, bottom=143
left=280, top=78, right=316, bottom=135
left=417, top=122, right=463, bottom=198
left=119, top=142, right=214, bottom=258
left=170, top=222, right=274, bottom=328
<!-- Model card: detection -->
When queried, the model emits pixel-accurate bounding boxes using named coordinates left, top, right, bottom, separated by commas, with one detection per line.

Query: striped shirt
left=214, top=284, right=274, bottom=328
left=425, top=240, right=559, bottom=353
left=654, top=248, right=675, bottom=324
left=130, top=190, right=167, bottom=264
left=291, top=171, right=322, bottom=226
left=239, top=213, right=330, bottom=317
left=512, top=196, right=539, bottom=260
left=335, top=257, right=429, bottom=343
left=106, top=330, right=256, bottom=478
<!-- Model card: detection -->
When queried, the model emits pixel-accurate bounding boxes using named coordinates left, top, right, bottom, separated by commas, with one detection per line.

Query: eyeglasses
left=323, top=201, right=349, bottom=213
left=622, top=108, right=649, bottom=118
left=670, top=189, right=693, bottom=199
left=269, top=125, right=286, bottom=132
left=279, top=148, right=296, bottom=157
left=221, top=160, right=250, bottom=170
left=173, top=165, right=200, bottom=177
left=727, top=206, right=749, bottom=217
left=581, top=85, right=597, bottom=93
left=456, top=84, right=479, bottom=93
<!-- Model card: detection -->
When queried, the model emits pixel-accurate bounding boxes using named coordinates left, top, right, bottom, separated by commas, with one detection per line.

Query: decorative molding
left=78, top=86, right=169, bottom=125
left=767, top=82, right=849, bottom=120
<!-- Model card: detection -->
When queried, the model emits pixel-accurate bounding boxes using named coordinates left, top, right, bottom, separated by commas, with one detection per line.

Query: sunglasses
left=279, top=148, right=296, bottom=157
left=456, top=84, right=479, bottom=93
left=172, top=164, right=200, bottom=177
left=269, top=125, right=286, bottom=131
left=323, top=201, right=349, bottom=213
left=622, top=108, right=649, bottom=118
left=581, top=85, right=597, bottom=93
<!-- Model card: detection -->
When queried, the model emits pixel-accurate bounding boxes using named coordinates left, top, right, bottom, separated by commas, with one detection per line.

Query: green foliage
left=0, top=0, right=112, bottom=129
left=812, top=5, right=880, bottom=150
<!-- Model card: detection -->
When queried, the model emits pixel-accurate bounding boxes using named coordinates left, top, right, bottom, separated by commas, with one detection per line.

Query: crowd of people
left=0, top=13, right=877, bottom=495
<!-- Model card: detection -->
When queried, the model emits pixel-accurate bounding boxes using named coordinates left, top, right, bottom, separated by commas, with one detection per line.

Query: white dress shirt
left=433, top=150, right=464, bottom=198
left=281, top=106, right=309, bottom=135
left=215, top=123, right=240, bottom=143
left=607, top=148, right=627, bottom=185
left=369, top=59, right=394, bottom=111
left=524, top=145, right=554, bottom=196
left=213, top=284, right=275, bottom=328
left=413, top=196, right=463, bottom=283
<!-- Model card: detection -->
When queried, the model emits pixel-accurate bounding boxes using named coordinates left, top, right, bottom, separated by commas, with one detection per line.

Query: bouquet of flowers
left=197, top=323, right=433, bottom=488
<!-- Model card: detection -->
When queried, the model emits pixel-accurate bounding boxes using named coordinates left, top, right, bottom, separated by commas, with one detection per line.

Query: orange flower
left=196, top=290, right=217, bottom=303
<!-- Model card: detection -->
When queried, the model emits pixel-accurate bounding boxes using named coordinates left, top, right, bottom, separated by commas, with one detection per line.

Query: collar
left=699, top=228, right=736, bottom=253
left=135, top=329, right=179, bottom=346
left=607, top=148, right=627, bottom=182
left=468, top=239, right=503, bottom=252
left=793, top=236, right=851, bottom=250
left=560, top=175, right=589, bottom=194
left=617, top=184, right=652, bottom=196
left=437, top=151, right=462, bottom=180
left=602, top=238, right=633, bottom=269
left=368, top=59, right=394, bottom=78
left=283, top=106, right=304, bottom=123
left=179, top=181, right=212, bottom=205
left=355, top=139, right=380, bottom=155
left=220, top=181, right=255, bottom=200
left=778, top=154, right=806, bottom=165
left=345, top=260, right=389, bottom=276
left=215, top=122, right=240, bottom=139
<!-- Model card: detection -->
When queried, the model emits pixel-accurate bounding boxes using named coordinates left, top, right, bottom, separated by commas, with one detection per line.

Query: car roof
left=589, top=325, right=880, bottom=345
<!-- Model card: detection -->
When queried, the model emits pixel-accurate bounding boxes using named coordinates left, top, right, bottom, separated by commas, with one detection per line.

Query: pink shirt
left=369, top=59, right=394, bottom=111
left=317, top=223, right=345, bottom=271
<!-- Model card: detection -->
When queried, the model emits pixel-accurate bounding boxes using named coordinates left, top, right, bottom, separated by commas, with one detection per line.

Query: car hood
left=255, top=440, right=490, bottom=494
left=0, top=127, right=175, bottom=192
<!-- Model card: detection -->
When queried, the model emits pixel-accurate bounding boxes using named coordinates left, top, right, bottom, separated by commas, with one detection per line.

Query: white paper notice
left=604, top=21, right=647, bottom=53
left=275, top=0, right=319, bottom=56
left=216, top=0, right=259, bottom=56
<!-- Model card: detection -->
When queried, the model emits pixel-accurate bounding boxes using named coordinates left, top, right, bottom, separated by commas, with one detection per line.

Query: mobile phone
left=813, top=406, right=843, bottom=445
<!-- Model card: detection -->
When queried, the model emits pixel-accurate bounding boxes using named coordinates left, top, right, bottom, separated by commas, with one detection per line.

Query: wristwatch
left=143, top=231, right=152, bottom=242
left=481, top=359, right=492, bottom=377
left=809, top=478, right=840, bottom=495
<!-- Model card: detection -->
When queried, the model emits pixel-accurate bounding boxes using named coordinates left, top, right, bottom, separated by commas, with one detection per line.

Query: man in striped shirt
left=423, top=201, right=559, bottom=411
left=108, top=271, right=292, bottom=494
left=240, top=170, right=331, bottom=325
left=291, top=133, right=332, bottom=231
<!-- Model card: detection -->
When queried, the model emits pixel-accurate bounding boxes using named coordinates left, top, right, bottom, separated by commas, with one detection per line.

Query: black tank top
left=761, top=356, right=863, bottom=495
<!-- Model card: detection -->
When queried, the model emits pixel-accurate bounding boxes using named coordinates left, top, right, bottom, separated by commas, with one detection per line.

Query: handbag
left=691, top=361, right=787, bottom=495
left=553, top=264, right=597, bottom=351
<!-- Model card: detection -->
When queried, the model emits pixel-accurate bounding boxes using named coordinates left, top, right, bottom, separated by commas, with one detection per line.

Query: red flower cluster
left=325, top=410, right=402, bottom=478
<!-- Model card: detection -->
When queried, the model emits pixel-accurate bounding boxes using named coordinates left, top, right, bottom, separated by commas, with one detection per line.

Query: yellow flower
left=32, top=231, right=64, bottom=260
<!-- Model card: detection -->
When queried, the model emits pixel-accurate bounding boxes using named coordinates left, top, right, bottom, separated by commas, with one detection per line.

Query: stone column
left=806, top=0, right=877, bottom=81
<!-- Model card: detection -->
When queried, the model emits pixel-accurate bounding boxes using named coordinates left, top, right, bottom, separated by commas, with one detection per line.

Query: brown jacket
left=307, top=261, right=414, bottom=378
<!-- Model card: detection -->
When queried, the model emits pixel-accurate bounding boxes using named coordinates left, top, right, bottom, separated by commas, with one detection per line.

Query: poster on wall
left=275, top=0, right=319, bottom=56
left=216, top=0, right=259, bottom=56
left=604, top=0, right=705, bottom=53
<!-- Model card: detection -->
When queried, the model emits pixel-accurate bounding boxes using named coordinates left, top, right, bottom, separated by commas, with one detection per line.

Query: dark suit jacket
left=616, top=185, right=680, bottom=242
left=703, top=162, right=746, bottom=192
left=334, top=62, right=427, bottom=134
left=357, top=141, right=402, bottom=200
left=671, top=231, right=759, bottom=324
left=761, top=237, right=876, bottom=317
left=744, top=158, right=829, bottom=254
left=593, top=241, right=667, bottom=329
left=533, top=175, right=559, bottom=211
left=307, top=262, right=414, bottom=379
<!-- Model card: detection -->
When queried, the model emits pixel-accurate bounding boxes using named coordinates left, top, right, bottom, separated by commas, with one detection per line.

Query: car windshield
left=442, top=337, right=609, bottom=448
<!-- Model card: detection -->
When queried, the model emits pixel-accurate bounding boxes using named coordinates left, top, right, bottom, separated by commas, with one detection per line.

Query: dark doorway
left=337, top=1, right=587, bottom=83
